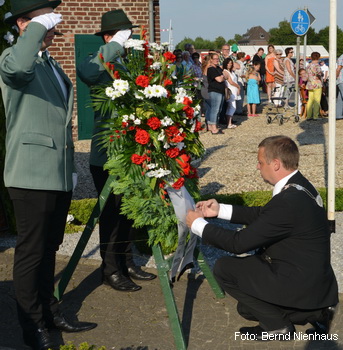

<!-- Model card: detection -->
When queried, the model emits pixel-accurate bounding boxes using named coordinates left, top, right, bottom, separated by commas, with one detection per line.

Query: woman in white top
left=234, top=52, right=246, bottom=115
left=283, top=47, right=296, bottom=108
left=223, top=57, right=241, bottom=128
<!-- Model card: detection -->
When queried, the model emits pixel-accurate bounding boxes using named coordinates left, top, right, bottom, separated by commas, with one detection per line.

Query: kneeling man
left=187, top=135, right=338, bottom=340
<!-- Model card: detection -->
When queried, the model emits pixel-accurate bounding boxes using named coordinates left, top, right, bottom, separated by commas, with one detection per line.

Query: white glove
left=72, top=173, right=78, bottom=191
left=110, top=29, right=132, bottom=46
left=31, top=13, right=62, bottom=31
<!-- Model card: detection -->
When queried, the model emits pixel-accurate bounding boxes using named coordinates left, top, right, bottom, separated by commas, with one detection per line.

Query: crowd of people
left=172, top=42, right=342, bottom=134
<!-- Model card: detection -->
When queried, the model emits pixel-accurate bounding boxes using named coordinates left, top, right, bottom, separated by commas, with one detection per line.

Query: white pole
left=328, top=0, right=337, bottom=232
left=169, top=19, right=174, bottom=52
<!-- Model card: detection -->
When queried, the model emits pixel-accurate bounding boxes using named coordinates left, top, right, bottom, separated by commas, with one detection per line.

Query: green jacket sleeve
left=77, top=41, right=125, bottom=86
left=0, top=22, right=47, bottom=88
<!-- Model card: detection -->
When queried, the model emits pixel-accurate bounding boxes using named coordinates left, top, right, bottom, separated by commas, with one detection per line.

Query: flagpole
left=328, top=0, right=337, bottom=232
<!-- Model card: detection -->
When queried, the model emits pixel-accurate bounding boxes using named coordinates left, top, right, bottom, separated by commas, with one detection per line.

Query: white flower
left=124, top=39, right=145, bottom=51
left=105, top=87, right=116, bottom=98
left=150, top=42, right=163, bottom=51
left=0, top=0, right=5, bottom=6
left=146, top=168, right=171, bottom=178
left=163, top=143, right=170, bottom=149
left=12, top=25, right=19, bottom=33
left=147, top=54, right=154, bottom=59
left=157, top=130, right=165, bottom=141
left=134, top=91, right=144, bottom=100
left=129, top=114, right=136, bottom=120
left=4, top=12, right=12, bottom=20
left=133, top=119, right=141, bottom=125
left=190, top=123, right=196, bottom=133
left=122, top=114, right=129, bottom=122
left=175, top=87, right=188, bottom=103
left=161, top=42, right=169, bottom=47
left=113, top=79, right=129, bottom=91
left=143, top=84, right=167, bottom=99
left=4, top=31, right=14, bottom=45
left=151, top=62, right=162, bottom=70
left=147, top=163, right=157, bottom=169
left=161, top=116, right=173, bottom=127
left=151, top=84, right=168, bottom=98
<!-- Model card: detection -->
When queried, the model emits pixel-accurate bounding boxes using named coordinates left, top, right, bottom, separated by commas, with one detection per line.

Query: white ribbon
left=166, top=186, right=198, bottom=281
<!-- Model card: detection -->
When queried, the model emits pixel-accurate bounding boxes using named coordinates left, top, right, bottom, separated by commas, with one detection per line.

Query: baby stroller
left=266, top=84, right=300, bottom=125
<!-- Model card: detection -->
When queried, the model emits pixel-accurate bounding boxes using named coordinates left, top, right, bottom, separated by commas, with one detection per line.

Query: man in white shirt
left=187, top=135, right=338, bottom=341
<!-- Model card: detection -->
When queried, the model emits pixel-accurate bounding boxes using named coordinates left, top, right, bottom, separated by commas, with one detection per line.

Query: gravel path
left=68, top=99, right=343, bottom=292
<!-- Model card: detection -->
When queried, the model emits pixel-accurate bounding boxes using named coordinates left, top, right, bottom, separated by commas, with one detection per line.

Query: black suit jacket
left=203, top=171, right=338, bottom=309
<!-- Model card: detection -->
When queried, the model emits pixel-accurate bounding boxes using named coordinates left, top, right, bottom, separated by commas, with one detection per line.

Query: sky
left=159, top=0, right=342, bottom=47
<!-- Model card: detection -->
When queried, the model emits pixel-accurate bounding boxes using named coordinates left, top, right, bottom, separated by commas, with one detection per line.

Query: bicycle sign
left=291, top=9, right=310, bottom=36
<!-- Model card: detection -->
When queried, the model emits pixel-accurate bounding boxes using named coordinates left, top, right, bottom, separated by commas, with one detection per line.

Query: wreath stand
left=54, top=175, right=225, bottom=350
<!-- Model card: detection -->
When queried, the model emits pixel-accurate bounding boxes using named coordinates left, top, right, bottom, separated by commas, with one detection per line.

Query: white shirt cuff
left=191, top=217, right=208, bottom=238
left=218, top=204, right=233, bottom=220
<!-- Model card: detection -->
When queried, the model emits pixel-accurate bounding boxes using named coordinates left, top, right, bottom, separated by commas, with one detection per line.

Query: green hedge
left=66, top=188, right=343, bottom=254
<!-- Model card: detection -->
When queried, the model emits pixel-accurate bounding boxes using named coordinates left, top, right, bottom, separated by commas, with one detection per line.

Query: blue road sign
left=291, top=9, right=310, bottom=36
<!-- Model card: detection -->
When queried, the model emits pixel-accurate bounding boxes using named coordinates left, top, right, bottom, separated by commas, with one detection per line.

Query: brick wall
left=50, top=0, right=160, bottom=140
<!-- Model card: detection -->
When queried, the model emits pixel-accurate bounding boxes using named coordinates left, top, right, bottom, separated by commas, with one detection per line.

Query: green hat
left=231, top=43, right=239, bottom=53
left=4, top=0, right=61, bottom=24
left=95, top=9, right=138, bottom=36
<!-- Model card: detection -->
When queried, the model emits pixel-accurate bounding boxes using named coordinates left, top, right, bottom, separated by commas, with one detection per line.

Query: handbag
left=225, top=86, right=232, bottom=100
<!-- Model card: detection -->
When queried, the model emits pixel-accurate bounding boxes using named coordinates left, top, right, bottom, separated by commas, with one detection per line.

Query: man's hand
left=110, top=29, right=132, bottom=46
left=195, top=199, right=220, bottom=217
left=31, top=13, right=62, bottom=30
left=186, top=209, right=203, bottom=228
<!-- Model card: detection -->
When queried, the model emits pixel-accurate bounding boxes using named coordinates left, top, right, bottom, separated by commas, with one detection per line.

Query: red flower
left=163, top=79, right=173, bottom=87
left=188, top=166, right=198, bottom=179
left=170, top=135, right=184, bottom=143
left=166, top=147, right=180, bottom=158
left=194, top=120, right=202, bottom=132
left=183, top=105, right=194, bottom=119
left=165, top=125, right=179, bottom=137
left=183, top=97, right=193, bottom=105
left=114, top=71, right=120, bottom=79
left=163, top=51, right=176, bottom=63
left=147, top=116, right=161, bottom=130
left=135, top=128, right=150, bottom=145
left=122, top=130, right=127, bottom=135
left=135, top=75, right=150, bottom=88
left=99, top=53, right=104, bottom=61
left=129, top=126, right=135, bottom=131
left=122, top=122, right=128, bottom=128
left=131, top=154, right=147, bottom=165
left=176, top=154, right=191, bottom=175
left=172, top=177, right=185, bottom=190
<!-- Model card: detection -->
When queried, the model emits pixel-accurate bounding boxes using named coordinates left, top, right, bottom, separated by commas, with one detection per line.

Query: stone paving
left=0, top=248, right=342, bottom=350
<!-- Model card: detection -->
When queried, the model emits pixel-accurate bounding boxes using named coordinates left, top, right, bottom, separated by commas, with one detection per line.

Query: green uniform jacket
left=77, top=41, right=124, bottom=167
left=0, top=23, right=74, bottom=191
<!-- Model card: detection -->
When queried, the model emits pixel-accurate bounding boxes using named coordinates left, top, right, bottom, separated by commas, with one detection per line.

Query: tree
left=269, top=20, right=298, bottom=45
left=316, top=26, right=343, bottom=57
left=234, top=34, right=242, bottom=42
left=213, top=36, right=226, bottom=50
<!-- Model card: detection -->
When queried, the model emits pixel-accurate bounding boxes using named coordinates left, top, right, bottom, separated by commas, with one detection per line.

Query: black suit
left=202, top=172, right=338, bottom=329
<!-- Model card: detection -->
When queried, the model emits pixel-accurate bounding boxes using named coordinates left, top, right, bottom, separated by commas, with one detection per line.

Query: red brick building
left=50, top=0, right=161, bottom=139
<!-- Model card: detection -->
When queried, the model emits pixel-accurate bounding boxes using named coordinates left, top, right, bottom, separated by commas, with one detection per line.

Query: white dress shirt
left=191, top=170, right=298, bottom=237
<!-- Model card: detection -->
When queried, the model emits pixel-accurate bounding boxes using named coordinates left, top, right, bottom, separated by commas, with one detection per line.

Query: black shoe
left=51, top=312, right=97, bottom=333
left=103, top=273, right=142, bottom=291
left=23, top=328, right=56, bottom=350
left=239, top=324, right=295, bottom=341
left=128, top=266, right=157, bottom=281
left=306, top=306, right=336, bottom=335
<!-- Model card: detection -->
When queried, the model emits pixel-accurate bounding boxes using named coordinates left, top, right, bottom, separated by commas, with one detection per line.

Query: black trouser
left=90, top=165, right=135, bottom=277
left=8, top=187, right=72, bottom=333
left=213, top=256, right=322, bottom=331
